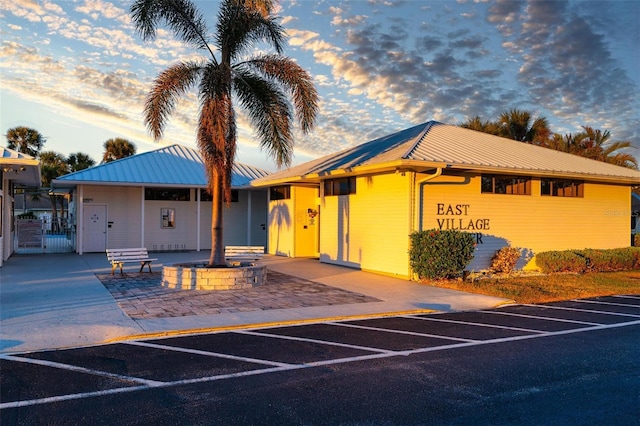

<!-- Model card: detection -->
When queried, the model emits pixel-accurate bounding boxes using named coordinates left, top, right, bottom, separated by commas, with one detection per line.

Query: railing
left=15, top=217, right=75, bottom=254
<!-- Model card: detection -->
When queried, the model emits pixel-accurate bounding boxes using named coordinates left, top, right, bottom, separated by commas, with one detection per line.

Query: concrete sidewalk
left=0, top=251, right=510, bottom=354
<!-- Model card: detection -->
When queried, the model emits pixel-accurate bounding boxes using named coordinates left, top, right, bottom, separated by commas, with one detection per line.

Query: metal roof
left=0, top=146, right=41, bottom=186
left=253, top=121, right=640, bottom=185
left=53, top=144, right=270, bottom=188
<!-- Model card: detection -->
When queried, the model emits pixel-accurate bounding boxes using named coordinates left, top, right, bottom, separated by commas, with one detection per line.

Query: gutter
left=416, top=167, right=443, bottom=232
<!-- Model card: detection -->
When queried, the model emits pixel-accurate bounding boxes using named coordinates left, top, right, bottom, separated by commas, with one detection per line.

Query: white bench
left=224, top=246, right=264, bottom=262
left=106, top=248, right=158, bottom=275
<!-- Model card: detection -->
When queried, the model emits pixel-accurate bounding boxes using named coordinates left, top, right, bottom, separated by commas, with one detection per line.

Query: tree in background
left=5, top=126, right=46, bottom=157
left=102, top=138, right=137, bottom=163
left=460, top=111, right=637, bottom=169
left=39, top=151, right=69, bottom=232
left=67, top=152, right=96, bottom=171
left=497, top=109, right=550, bottom=144
left=130, top=0, right=318, bottom=266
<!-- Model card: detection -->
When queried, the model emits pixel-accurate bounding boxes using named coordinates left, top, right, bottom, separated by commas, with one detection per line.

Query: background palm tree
left=5, top=126, right=46, bottom=157
left=67, top=152, right=96, bottom=171
left=497, top=109, right=550, bottom=144
left=130, top=0, right=318, bottom=266
left=39, top=151, right=69, bottom=232
left=102, top=138, right=137, bottom=163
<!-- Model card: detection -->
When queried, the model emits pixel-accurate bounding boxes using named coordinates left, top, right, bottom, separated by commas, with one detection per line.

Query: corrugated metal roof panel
left=54, top=144, right=270, bottom=187
left=254, top=121, right=640, bottom=184
left=1, top=147, right=36, bottom=160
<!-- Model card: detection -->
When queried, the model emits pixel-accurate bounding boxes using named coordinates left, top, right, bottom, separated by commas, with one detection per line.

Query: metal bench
left=106, top=248, right=158, bottom=275
left=224, top=246, right=265, bottom=262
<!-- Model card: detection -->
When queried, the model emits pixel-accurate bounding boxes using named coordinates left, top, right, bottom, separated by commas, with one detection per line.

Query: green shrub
left=634, top=234, right=640, bottom=247
left=536, top=247, right=640, bottom=273
left=409, top=229, right=475, bottom=280
left=490, top=246, right=521, bottom=273
left=535, top=250, right=587, bottom=273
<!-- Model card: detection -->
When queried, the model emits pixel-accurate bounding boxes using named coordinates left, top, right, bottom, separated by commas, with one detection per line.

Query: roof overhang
left=252, top=159, right=640, bottom=187
left=1, top=158, right=41, bottom=187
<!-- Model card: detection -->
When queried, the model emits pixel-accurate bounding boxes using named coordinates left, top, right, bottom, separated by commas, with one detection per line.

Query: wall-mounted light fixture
left=1, top=166, right=27, bottom=173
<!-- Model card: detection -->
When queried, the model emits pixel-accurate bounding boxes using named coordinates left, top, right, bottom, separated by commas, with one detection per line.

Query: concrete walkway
left=0, top=251, right=510, bottom=354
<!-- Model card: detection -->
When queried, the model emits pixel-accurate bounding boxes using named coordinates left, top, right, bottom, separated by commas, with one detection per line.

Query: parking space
left=2, top=295, right=639, bottom=411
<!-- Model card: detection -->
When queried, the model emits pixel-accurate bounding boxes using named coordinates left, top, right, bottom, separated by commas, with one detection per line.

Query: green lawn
left=424, top=270, right=640, bottom=304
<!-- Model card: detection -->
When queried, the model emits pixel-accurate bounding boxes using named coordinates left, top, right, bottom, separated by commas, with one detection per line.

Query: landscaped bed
left=423, top=270, right=640, bottom=304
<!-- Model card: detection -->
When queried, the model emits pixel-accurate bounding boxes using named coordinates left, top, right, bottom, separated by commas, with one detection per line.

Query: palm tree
left=67, top=152, right=96, bottom=171
left=459, top=116, right=500, bottom=135
left=6, top=126, right=46, bottom=157
left=130, top=0, right=318, bottom=266
left=39, top=151, right=70, bottom=233
left=578, top=126, right=637, bottom=169
left=102, top=138, right=137, bottom=163
left=497, top=109, right=550, bottom=144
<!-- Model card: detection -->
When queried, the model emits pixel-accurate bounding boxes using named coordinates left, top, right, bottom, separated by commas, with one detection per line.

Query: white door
left=83, top=204, right=107, bottom=252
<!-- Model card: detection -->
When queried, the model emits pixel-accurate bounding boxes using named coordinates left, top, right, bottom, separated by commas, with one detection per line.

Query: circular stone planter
left=161, top=263, right=267, bottom=290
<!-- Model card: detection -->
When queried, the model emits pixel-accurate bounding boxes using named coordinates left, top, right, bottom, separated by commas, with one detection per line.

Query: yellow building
left=253, top=121, right=640, bottom=278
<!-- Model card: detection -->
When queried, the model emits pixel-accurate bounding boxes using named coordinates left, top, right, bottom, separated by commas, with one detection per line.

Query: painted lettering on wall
left=435, top=203, right=489, bottom=243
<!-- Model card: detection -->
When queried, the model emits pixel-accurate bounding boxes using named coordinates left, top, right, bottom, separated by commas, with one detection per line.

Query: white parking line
left=124, top=340, right=293, bottom=368
left=480, top=310, right=602, bottom=326
left=0, top=354, right=164, bottom=387
left=235, top=329, right=393, bottom=354
left=522, top=304, right=640, bottom=318
left=328, top=321, right=478, bottom=343
left=571, top=299, right=640, bottom=309
left=404, top=316, right=548, bottom=334
left=4, top=317, right=639, bottom=410
left=613, top=295, right=640, bottom=300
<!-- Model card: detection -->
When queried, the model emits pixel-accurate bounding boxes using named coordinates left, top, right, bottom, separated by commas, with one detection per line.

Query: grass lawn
left=424, top=270, right=640, bottom=304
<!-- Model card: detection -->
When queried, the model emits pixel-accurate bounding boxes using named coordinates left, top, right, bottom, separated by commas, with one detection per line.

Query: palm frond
left=241, top=55, right=318, bottom=133
left=131, top=0, right=212, bottom=53
left=233, top=67, right=294, bottom=168
left=144, top=61, right=203, bottom=140
left=216, top=0, right=286, bottom=62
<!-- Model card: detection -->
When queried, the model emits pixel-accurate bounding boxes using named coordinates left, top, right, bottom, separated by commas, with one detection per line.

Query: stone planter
left=162, top=262, right=267, bottom=290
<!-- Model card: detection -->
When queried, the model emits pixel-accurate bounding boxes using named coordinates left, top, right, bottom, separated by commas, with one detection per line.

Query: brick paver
left=96, top=270, right=380, bottom=319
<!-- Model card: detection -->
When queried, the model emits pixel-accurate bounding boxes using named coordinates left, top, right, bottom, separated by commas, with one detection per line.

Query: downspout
left=417, top=168, right=443, bottom=232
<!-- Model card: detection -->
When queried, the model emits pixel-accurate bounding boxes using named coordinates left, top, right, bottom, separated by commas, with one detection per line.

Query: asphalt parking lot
left=2, top=295, right=639, bottom=425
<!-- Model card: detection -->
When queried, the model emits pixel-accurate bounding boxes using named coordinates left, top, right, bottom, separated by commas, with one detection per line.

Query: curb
left=104, top=309, right=437, bottom=343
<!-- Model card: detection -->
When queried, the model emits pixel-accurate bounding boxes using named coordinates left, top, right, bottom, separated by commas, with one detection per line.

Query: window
left=541, top=179, right=584, bottom=197
left=161, top=208, right=175, bottom=228
left=481, top=175, right=531, bottom=195
left=200, top=189, right=238, bottom=202
left=324, top=177, right=356, bottom=196
left=270, top=185, right=291, bottom=200
left=145, top=188, right=190, bottom=201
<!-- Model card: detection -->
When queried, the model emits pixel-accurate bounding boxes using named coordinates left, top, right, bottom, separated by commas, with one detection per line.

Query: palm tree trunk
left=209, top=171, right=226, bottom=266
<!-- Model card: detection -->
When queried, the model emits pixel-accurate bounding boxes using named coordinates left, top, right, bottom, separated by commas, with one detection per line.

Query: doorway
left=83, top=204, right=107, bottom=252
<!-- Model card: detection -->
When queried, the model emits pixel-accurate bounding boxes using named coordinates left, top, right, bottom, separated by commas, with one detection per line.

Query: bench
left=224, top=246, right=265, bottom=262
left=106, top=248, right=158, bottom=275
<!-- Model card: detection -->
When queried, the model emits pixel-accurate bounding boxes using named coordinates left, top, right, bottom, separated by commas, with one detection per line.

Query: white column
left=140, top=187, right=145, bottom=248
left=196, top=188, right=201, bottom=251
left=247, top=190, right=252, bottom=245
left=78, top=185, right=84, bottom=255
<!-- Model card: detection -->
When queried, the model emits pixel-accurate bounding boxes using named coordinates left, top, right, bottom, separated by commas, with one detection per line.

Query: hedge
left=536, top=247, right=640, bottom=273
left=409, top=229, right=475, bottom=280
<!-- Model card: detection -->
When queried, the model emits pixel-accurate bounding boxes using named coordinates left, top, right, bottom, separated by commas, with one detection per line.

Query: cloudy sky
left=1, top=0, right=639, bottom=171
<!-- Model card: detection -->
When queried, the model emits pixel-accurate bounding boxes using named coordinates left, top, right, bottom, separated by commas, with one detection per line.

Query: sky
left=1, top=0, right=639, bottom=172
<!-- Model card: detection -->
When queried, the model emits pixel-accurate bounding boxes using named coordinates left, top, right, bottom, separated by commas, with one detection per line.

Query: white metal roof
left=253, top=121, right=640, bottom=185
left=0, top=146, right=41, bottom=186
left=53, top=144, right=270, bottom=188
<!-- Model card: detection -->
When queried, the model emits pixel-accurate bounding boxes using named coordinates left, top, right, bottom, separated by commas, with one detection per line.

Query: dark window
left=200, top=189, right=238, bottom=202
left=270, top=185, right=291, bottom=200
left=541, top=179, right=584, bottom=197
left=145, top=188, right=190, bottom=201
left=481, top=175, right=531, bottom=195
left=324, top=177, right=356, bottom=196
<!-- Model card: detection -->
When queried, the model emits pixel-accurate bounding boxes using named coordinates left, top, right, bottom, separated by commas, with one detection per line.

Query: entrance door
left=83, top=204, right=107, bottom=252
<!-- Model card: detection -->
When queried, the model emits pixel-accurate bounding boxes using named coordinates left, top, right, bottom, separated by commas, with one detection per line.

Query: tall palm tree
left=459, top=116, right=500, bottom=135
left=39, top=151, right=70, bottom=232
left=6, top=126, right=46, bottom=157
left=102, top=138, right=137, bottom=163
left=497, top=109, right=550, bottom=145
left=67, top=152, right=96, bottom=172
left=578, top=126, right=637, bottom=169
left=130, top=0, right=318, bottom=266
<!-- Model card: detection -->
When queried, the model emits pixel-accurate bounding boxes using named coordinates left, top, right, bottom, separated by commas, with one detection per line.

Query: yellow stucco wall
left=420, top=173, right=631, bottom=270
left=267, top=186, right=318, bottom=257
left=319, top=173, right=412, bottom=277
